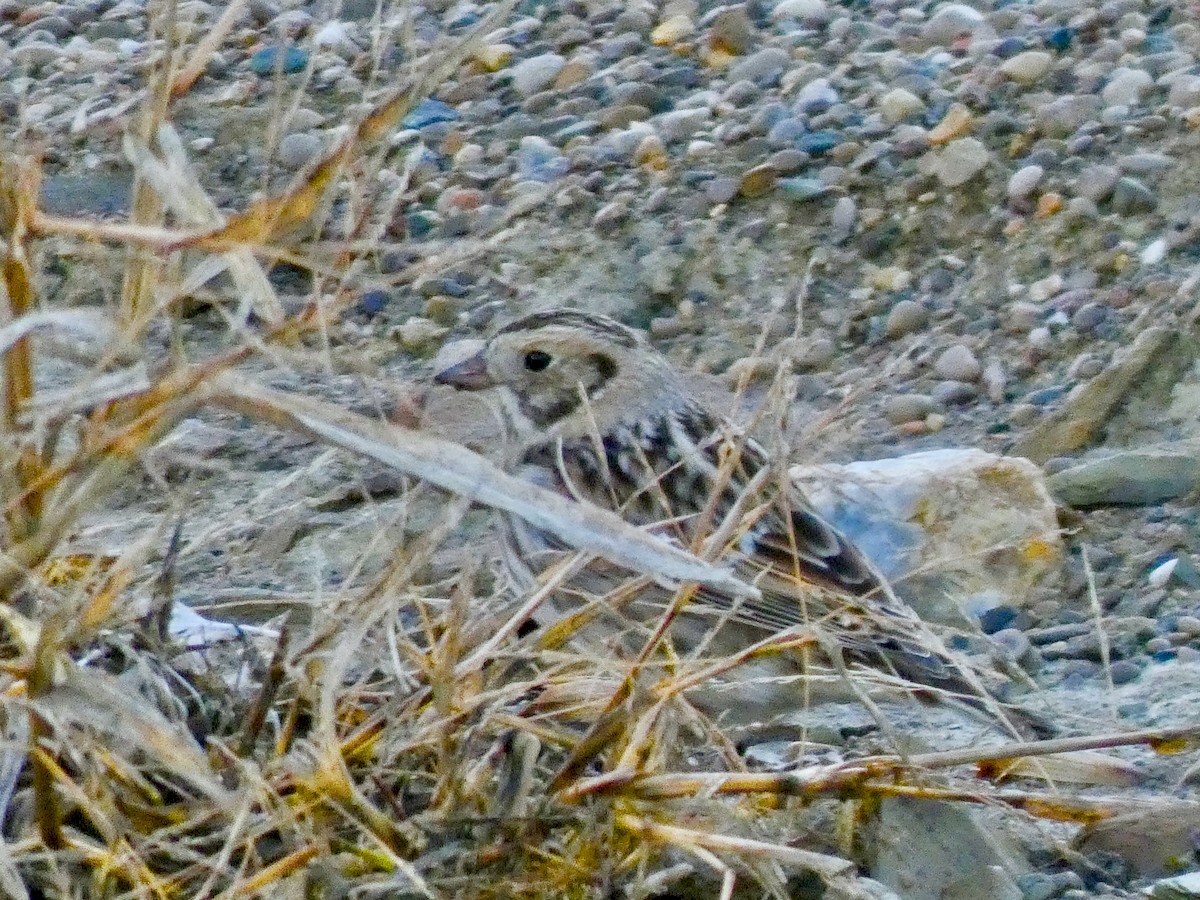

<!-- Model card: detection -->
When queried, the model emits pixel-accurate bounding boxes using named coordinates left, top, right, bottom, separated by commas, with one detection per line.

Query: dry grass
left=0, top=5, right=1196, bottom=900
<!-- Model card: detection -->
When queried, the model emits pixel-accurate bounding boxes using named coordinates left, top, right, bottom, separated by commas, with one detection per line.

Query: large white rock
left=791, top=448, right=1062, bottom=624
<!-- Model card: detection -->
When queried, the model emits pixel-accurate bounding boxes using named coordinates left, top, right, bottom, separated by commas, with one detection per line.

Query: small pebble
left=650, top=14, right=694, bottom=46
left=1007, top=164, right=1044, bottom=201
left=829, top=196, right=857, bottom=243
left=1111, top=176, right=1158, bottom=214
left=772, top=0, right=830, bottom=24
left=728, top=47, right=791, bottom=86
left=999, top=50, right=1053, bottom=86
left=1107, top=659, right=1143, bottom=685
left=921, top=3, right=987, bottom=45
left=739, top=164, right=777, bottom=198
left=990, top=628, right=1032, bottom=665
left=510, top=53, right=565, bottom=97
left=934, top=344, right=982, bottom=381
left=878, top=87, right=924, bottom=124
left=708, top=6, right=755, bottom=54
left=883, top=394, right=936, bottom=425
left=932, top=380, right=978, bottom=404
left=920, top=137, right=990, bottom=187
left=277, top=132, right=321, bottom=169
left=704, top=177, right=739, bottom=205
left=249, top=45, right=307, bottom=75
left=1008, top=403, right=1039, bottom=425
left=928, top=103, right=973, bottom=145
left=1102, top=66, right=1153, bottom=106
left=884, top=299, right=928, bottom=338
left=393, top=316, right=448, bottom=354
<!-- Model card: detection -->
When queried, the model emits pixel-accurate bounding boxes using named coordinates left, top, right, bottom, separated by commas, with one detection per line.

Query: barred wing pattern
left=505, top=403, right=974, bottom=695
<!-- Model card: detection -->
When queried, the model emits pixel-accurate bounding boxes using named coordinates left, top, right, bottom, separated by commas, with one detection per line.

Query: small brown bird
left=436, top=308, right=1036, bottom=730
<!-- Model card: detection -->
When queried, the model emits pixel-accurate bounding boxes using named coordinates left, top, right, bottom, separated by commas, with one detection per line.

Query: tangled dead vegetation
left=0, top=5, right=1195, bottom=899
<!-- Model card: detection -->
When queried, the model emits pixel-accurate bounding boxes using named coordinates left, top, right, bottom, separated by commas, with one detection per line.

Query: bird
left=434, top=308, right=1040, bottom=733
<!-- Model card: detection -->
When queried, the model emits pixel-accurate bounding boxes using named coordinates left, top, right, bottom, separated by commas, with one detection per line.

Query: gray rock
left=704, top=177, right=739, bottom=204
left=793, top=77, right=838, bottom=113
left=767, top=148, right=807, bottom=173
left=277, top=131, right=321, bottom=169
left=1111, top=176, right=1157, bottom=214
left=829, top=196, right=857, bottom=243
left=1168, top=73, right=1200, bottom=108
left=883, top=394, right=935, bottom=425
left=1035, top=95, right=1102, bottom=138
left=722, top=79, right=759, bottom=107
left=921, top=3, right=989, bottom=45
left=932, top=380, right=979, bottom=404
left=884, top=299, right=928, bottom=338
left=728, top=47, right=791, bottom=86
left=708, top=6, right=756, bottom=54
left=1016, top=871, right=1086, bottom=900
left=1079, top=799, right=1200, bottom=878
left=1075, top=164, right=1120, bottom=202
left=771, top=0, right=831, bottom=25
left=791, top=335, right=837, bottom=371
left=511, top=53, right=566, bottom=97
left=1150, top=871, right=1200, bottom=899
left=656, top=107, right=711, bottom=144
left=999, top=51, right=1053, bottom=86
left=1107, top=659, right=1143, bottom=685
left=934, top=343, right=982, bottom=381
left=1102, top=66, right=1153, bottom=106
left=1047, top=443, right=1200, bottom=506
left=1118, top=152, right=1174, bottom=177
left=990, top=629, right=1034, bottom=668
left=879, top=87, right=925, bottom=124
left=919, top=137, right=990, bottom=187
left=865, top=797, right=1029, bottom=900
left=1007, top=164, right=1044, bottom=200
left=793, top=449, right=1062, bottom=623
left=39, top=173, right=132, bottom=216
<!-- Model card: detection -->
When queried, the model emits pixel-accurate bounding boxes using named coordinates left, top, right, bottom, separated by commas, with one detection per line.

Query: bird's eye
left=524, top=350, right=552, bottom=372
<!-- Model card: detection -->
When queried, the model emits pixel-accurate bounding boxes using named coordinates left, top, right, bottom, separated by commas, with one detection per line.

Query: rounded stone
left=921, top=3, right=988, bottom=45
left=1007, top=164, right=1044, bottom=200
left=1168, top=73, right=1200, bottom=108
left=277, top=132, right=321, bottom=169
left=772, top=0, right=831, bottom=25
left=704, top=177, right=739, bottom=204
left=933, top=344, right=982, bottom=381
left=883, top=394, right=936, bottom=425
left=510, top=53, right=566, bottom=97
left=728, top=47, right=791, bottom=86
left=829, top=196, right=857, bottom=242
left=709, top=6, right=756, bottom=54
left=1102, top=66, right=1153, bottom=106
left=879, top=87, right=925, bottom=124
left=658, top=107, right=711, bottom=144
left=999, top=50, right=1053, bottom=85
left=1111, top=176, right=1157, bottom=213
left=921, top=137, right=990, bottom=188
left=1008, top=403, right=1039, bottom=425
left=1028, top=327, right=1053, bottom=352
left=739, top=165, right=778, bottom=198
left=884, top=299, right=928, bottom=338
left=792, top=336, right=837, bottom=371
left=1075, top=164, right=1120, bottom=202
left=990, top=629, right=1032, bottom=665
left=932, top=380, right=979, bottom=405
left=1035, top=95, right=1102, bottom=137
left=1107, top=659, right=1143, bottom=685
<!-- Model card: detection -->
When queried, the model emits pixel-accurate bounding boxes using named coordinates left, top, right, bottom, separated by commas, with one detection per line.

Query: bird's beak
left=434, top=349, right=493, bottom=391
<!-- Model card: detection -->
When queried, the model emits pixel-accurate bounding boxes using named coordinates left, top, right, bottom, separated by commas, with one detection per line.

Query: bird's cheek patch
left=586, top=354, right=619, bottom=397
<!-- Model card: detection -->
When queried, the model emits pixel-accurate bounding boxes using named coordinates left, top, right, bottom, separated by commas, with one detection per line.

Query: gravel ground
left=9, top=0, right=1200, bottom=895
